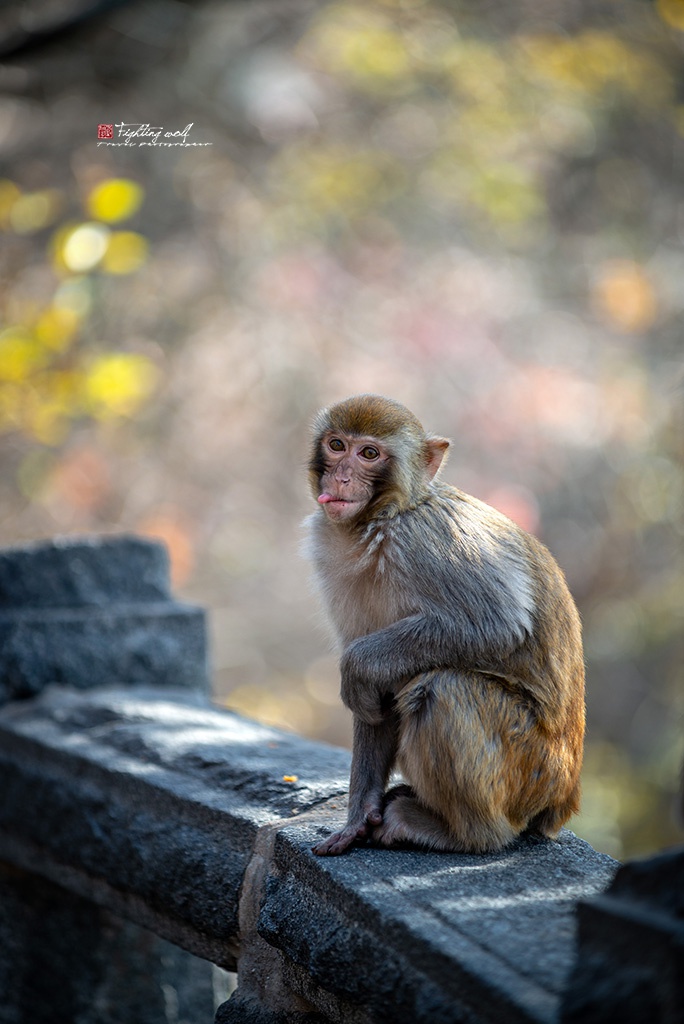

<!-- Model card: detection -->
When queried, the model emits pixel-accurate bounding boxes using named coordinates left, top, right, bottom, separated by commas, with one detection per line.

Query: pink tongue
left=318, top=493, right=336, bottom=504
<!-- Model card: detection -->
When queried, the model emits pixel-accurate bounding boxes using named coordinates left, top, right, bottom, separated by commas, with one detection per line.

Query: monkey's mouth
left=317, top=493, right=360, bottom=511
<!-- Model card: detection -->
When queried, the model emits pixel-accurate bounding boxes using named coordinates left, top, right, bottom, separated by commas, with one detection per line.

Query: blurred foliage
left=0, top=175, right=155, bottom=444
left=0, top=0, right=683, bottom=860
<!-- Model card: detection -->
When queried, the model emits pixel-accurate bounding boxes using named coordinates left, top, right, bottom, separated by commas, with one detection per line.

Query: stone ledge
left=256, top=820, right=617, bottom=1024
left=0, top=686, right=350, bottom=969
left=0, top=685, right=619, bottom=1023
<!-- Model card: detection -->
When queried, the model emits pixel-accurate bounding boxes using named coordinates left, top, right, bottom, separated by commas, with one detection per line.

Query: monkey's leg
left=313, top=712, right=399, bottom=856
left=372, top=670, right=557, bottom=854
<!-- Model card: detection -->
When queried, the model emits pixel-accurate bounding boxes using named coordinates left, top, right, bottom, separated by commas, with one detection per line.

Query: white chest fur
left=303, top=513, right=411, bottom=645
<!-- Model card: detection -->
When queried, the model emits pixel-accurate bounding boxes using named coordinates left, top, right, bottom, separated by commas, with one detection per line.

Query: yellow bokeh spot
left=101, top=231, right=149, bottom=275
left=84, top=352, right=157, bottom=418
left=87, top=178, right=144, bottom=223
left=657, top=0, right=684, bottom=31
left=465, top=164, right=542, bottom=225
left=0, top=328, right=47, bottom=381
left=28, top=401, right=71, bottom=446
left=338, top=26, right=411, bottom=82
left=518, top=31, right=672, bottom=106
left=280, top=146, right=401, bottom=218
left=593, top=260, right=658, bottom=334
left=9, top=189, right=62, bottom=234
left=35, top=306, right=81, bottom=352
left=443, top=41, right=508, bottom=103
left=302, top=8, right=412, bottom=90
left=59, top=223, right=110, bottom=273
left=0, top=180, right=21, bottom=227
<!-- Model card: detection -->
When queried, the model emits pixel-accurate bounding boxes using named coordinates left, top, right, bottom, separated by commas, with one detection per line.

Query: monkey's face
left=309, top=395, right=451, bottom=525
left=314, top=431, right=390, bottom=523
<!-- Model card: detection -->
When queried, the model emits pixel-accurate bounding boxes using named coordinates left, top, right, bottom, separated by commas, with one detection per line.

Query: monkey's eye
left=360, top=446, right=380, bottom=460
left=329, top=438, right=345, bottom=452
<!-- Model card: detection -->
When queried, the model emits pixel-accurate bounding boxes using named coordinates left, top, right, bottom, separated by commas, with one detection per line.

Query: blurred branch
left=0, top=0, right=134, bottom=58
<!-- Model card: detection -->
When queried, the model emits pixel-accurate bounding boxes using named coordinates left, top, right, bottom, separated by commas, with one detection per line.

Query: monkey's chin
left=320, top=499, right=362, bottom=522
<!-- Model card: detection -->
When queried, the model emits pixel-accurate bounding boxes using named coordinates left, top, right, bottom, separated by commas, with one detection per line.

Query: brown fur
left=306, top=395, right=585, bottom=856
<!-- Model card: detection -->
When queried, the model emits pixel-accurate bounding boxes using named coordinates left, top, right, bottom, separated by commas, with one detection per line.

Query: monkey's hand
left=312, top=800, right=383, bottom=856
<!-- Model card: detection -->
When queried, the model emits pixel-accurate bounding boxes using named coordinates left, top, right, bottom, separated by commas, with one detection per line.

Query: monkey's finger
left=312, top=826, right=366, bottom=856
left=312, top=835, right=353, bottom=856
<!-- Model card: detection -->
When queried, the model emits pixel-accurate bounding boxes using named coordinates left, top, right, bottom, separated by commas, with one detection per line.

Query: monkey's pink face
left=317, top=432, right=390, bottom=522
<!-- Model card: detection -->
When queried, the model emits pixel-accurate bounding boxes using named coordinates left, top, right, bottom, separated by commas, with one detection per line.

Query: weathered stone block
left=0, top=535, right=171, bottom=609
left=257, top=817, right=618, bottom=1023
left=561, top=845, right=684, bottom=1023
left=0, top=685, right=351, bottom=968
left=0, top=863, right=219, bottom=1024
left=0, top=536, right=208, bottom=702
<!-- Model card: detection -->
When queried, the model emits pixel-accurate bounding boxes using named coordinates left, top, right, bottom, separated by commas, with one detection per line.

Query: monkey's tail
left=526, top=787, right=581, bottom=839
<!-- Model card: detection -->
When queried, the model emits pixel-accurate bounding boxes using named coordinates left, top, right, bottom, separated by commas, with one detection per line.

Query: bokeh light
left=86, top=178, right=144, bottom=224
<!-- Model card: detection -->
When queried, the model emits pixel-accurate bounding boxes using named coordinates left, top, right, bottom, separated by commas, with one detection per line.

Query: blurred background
left=0, top=0, right=682, bottom=860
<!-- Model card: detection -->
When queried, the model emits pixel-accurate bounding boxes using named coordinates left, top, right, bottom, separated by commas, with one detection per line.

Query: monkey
left=304, top=394, right=585, bottom=856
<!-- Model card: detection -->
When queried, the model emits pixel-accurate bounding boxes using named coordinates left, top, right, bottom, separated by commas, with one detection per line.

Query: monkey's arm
left=340, top=612, right=525, bottom=725
left=313, top=712, right=399, bottom=856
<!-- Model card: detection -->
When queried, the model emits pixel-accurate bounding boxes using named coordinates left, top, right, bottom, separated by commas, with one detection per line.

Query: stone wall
left=0, top=536, right=680, bottom=1024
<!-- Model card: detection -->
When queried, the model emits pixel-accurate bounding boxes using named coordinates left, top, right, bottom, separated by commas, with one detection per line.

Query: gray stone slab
left=0, top=686, right=350, bottom=967
left=0, top=535, right=210, bottom=703
left=0, top=536, right=171, bottom=609
left=259, top=819, right=618, bottom=1024
left=0, top=603, right=209, bottom=702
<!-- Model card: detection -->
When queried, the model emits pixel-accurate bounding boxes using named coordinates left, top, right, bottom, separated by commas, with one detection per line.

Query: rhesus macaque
left=305, top=394, right=585, bottom=856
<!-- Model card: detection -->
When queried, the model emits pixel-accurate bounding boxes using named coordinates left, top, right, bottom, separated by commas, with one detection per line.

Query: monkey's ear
left=425, top=437, right=450, bottom=481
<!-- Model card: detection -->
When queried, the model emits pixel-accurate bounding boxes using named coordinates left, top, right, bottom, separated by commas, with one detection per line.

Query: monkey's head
left=309, top=394, right=450, bottom=525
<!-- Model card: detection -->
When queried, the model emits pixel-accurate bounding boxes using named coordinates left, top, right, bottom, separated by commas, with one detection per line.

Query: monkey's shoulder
left=395, top=485, right=530, bottom=566
left=427, top=485, right=565, bottom=574
left=427, top=486, right=581, bottom=639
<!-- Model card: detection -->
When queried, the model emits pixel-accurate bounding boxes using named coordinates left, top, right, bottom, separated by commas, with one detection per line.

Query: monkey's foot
left=370, top=790, right=458, bottom=852
left=312, top=805, right=383, bottom=856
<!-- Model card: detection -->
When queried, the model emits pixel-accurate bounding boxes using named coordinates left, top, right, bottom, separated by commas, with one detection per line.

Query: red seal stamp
left=97, top=124, right=114, bottom=140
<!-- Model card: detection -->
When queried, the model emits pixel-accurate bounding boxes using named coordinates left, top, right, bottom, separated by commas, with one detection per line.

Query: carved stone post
left=0, top=535, right=215, bottom=1024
